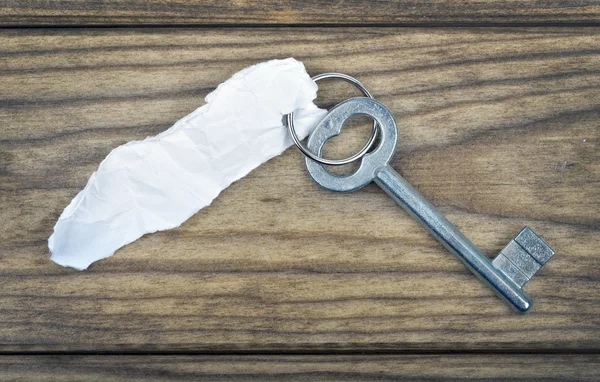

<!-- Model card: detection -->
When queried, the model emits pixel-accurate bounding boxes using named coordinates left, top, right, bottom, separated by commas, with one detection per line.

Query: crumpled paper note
left=49, top=58, right=327, bottom=270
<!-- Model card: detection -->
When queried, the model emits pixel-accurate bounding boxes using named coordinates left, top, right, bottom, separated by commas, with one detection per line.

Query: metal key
left=305, top=97, right=554, bottom=312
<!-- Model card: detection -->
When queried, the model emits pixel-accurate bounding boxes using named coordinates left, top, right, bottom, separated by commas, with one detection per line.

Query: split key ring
left=285, top=73, right=379, bottom=166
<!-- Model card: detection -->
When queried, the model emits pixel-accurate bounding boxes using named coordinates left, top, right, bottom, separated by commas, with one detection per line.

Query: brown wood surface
left=2, top=1, right=600, bottom=26
left=1, top=26, right=600, bottom=379
left=1, top=354, right=599, bottom=381
left=1, top=28, right=599, bottom=354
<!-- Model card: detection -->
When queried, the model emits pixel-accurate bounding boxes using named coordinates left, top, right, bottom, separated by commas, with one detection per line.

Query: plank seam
left=3, top=23, right=600, bottom=29
left=1, top=349, right=599, bottom=356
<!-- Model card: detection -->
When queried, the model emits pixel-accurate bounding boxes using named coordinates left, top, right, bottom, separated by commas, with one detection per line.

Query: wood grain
left=2, top=355, right=600, bottom=381
left=0, top=28, right=599, bottom=352
left=2, top=1, right=600, bottom=27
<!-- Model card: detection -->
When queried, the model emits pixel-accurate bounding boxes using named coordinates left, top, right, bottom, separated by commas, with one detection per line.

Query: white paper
left=48, top=58, right=327, bottom=270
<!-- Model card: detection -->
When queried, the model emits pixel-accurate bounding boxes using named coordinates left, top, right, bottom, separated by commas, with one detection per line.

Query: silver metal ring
left=286, top=73, right=378, bottom=166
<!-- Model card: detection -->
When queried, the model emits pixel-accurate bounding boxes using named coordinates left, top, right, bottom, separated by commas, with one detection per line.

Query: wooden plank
left=2, top=355, right=600, bottom=381
left=0, top=28, right=599, bottom=352
left=2, top=1, right=600, bottom=27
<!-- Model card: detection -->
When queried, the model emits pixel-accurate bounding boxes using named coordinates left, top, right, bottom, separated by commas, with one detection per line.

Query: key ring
left=285, top=73, right=378, bottom=166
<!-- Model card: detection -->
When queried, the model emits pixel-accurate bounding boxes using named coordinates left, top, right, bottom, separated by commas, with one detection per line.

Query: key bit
left=304, top=96, right=556, bottom=313
left=493, top=227, right=554, bottom=288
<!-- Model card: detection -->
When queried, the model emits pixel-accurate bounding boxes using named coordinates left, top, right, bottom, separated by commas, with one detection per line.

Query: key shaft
left=374, top=165, right=532, bottom=312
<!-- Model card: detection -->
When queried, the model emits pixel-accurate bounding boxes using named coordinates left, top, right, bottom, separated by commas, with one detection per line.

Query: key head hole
left=306, top=97, right=398, bottom=192
left=322, top=114, right=380, bottom=177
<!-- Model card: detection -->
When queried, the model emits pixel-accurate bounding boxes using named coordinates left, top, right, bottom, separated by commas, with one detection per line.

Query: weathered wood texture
left=1, top=28, right=599, bottom=353
left=2, top=355, right=600, bottom=381
left=2, top=1, right=600, bottom=26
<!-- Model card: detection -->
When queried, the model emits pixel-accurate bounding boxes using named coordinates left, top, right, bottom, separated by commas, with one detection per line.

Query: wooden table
left=1, top=1, right=599, bottom=380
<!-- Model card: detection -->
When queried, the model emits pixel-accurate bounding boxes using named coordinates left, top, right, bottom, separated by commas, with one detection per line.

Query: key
left=305, top=97, right=554, bottom=312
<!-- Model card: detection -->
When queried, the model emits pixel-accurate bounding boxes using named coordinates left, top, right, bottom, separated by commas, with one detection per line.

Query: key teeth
left=492, top=254, right=529, bottom=287
left=493, top=226, right=555, bottom=288
left=515, top=226, right=555, bottom=265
